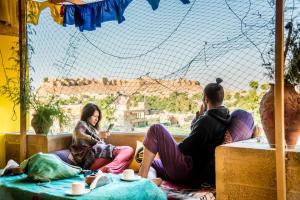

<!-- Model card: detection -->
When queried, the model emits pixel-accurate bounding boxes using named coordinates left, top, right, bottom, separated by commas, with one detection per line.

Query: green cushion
left=20, top=153, right=81, bottom=182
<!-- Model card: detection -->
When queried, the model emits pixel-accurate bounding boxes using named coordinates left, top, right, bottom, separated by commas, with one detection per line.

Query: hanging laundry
left=27, top=0, right=64, bottom=25
left=147, top=0, right=189, bottom=10
left=146, top=0, right=160, bottom=10
left=50, top=0, right=91, bottom=5
left=27, top=0, right=187, bottom=31
left=63, top=0, right=133, bottom=31
left=50, top=0, right=125, bottom=4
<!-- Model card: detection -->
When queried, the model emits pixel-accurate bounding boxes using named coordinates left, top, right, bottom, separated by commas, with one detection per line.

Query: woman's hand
left=99, top=131, right=110, bottom=139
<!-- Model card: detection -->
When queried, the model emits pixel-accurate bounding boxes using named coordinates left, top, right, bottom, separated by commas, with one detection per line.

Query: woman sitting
left=70, top=103, right=133, bottom=173
left=138, top=78, right=231, bottom=186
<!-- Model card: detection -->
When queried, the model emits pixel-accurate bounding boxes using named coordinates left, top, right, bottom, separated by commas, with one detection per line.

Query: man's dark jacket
left=178, top=106, right=231, bottom=185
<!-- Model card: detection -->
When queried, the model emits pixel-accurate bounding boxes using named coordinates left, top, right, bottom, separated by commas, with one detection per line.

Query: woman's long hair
left=80, top=103, right=102, bottom=130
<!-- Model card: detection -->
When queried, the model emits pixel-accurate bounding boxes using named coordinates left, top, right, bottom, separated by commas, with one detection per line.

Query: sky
left=28, top=0, right=299, bottom=91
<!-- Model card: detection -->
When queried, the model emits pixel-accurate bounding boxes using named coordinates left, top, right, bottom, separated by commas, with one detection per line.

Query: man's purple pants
left=143, top=124, right=193, bottom=183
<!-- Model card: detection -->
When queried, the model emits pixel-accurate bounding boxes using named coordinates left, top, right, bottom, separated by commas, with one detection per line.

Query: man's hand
left=222, top=131, right=233, bottom=144
left=196, top=102, right=207, bottom=118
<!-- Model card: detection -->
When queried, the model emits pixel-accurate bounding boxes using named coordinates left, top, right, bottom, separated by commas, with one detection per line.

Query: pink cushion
left=90, top=146, right=134, bottom=174
left=90, top=158, right=112, bottom=170
left=100, top=146, right=134, bottom=174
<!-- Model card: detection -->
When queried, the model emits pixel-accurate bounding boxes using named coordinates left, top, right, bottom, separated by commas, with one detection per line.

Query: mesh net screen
left=24, top=0, right=299, bottom=135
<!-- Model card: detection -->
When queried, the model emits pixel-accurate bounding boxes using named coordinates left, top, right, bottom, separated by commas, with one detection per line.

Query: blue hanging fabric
left=179, top=0, right=190, bottom=4
left=146, top=0, right=160, bottom=10
left=63, top=0, right=133, bottom=31
left=146, top=0, right=189, bottom=10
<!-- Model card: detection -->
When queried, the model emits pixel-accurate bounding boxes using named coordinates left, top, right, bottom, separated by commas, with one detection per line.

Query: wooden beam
left=274, top=0, right=286, bottom=199
left=19, top=0, right=27, bottom=162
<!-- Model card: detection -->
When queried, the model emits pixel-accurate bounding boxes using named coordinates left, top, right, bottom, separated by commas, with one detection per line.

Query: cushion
left=90, top=158, right=112, bottom=171
left=20, top=152, right=81, bottom=182
left=50, top=149, right=76, bottom=165
left=128, top=141, right=144, bottom=172
left=99, top=146, right=134, bottom=174
left=228, top=109, right=255, bottom=142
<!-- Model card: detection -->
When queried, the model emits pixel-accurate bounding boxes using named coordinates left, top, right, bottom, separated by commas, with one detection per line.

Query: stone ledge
left=5, top=134, right=72, bottom=163
left=216, top=139, right=300, bottom=200
left=5, top=132, right=185, bottom=163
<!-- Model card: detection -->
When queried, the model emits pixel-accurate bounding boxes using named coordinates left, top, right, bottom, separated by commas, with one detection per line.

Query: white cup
left=123, top=169, right=134, bottom=179
left=71, top=182, right=85, bottom=195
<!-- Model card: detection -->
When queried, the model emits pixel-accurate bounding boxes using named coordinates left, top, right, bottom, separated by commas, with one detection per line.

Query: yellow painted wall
left=0, top=35, right=20, bottom=167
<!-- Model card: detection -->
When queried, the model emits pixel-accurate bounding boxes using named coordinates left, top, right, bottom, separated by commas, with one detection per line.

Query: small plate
left=65, top=189, right=90, bottom=196
left=120, top=175, right=141, bottom=182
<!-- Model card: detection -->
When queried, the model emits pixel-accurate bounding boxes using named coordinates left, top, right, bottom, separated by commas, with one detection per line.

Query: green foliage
left=127, top=81, right=271, bottom=131
left=146, top=96, right=167, bottom=111
left=57, top=94, right=117, bottom=125
left=234, top=92, right=241, bottom=100
left=191, top=93, right=202, bottom=100
left=96, top=95, right=117, bottom=123
left=31, top=95, right=70, bottom=134
left=129, top=94, right=144, bottom=107
left=285, top=23, right=300, bottom=84
left=260, top=83, right=270, bottom=91
left=129, top=92, right=200, bottom=113
left=266, top=22, right=300, bottom=85
left=0, top=24, right=35, bottom=120
left=58, top=95, right=98, bottom=105
left=166, top=92, right=191, bottom=112
left=0, top=41, right=69, bottom=133
left=249, top=81, right=259, bottom=90
left=224, top=93, right=232, bottom=101
left=225, top=81, right=270, bottom=124
left=0, top=42, right=21, bottom=120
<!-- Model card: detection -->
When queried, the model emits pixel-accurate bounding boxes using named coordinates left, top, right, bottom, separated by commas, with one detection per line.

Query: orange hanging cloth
left=27, top=0, right=64, bottom=25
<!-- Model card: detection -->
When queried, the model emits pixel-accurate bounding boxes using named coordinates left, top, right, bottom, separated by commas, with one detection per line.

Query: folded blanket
left=20, top=153, right=81, bottom=182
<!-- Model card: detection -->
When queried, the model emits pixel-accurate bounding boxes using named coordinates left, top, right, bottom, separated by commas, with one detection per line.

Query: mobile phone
left=106, top=123, right=114, bottom=132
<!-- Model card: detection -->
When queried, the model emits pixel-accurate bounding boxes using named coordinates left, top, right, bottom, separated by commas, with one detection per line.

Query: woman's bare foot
left=151, top=177, right=162, bottom=186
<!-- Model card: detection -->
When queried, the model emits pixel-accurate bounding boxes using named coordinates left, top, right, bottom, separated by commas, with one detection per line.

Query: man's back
left=178, top=106, right=231, bottom=185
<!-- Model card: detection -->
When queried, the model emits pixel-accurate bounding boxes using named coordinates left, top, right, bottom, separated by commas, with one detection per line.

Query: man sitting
left=138, top=78, right=231, bottom=186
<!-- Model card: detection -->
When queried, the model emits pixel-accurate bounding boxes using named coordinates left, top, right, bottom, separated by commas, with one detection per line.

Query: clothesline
left=28, top=0, right=190, bottom=31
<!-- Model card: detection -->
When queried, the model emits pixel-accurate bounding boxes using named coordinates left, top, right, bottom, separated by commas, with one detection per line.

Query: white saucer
left=120, top=175, right=141, bottom=182
left=65, top=189, right=90, bottom=196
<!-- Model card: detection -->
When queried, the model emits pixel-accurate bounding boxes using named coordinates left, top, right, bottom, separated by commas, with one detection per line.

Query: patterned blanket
left=160, top=181, right=215, bottom=200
